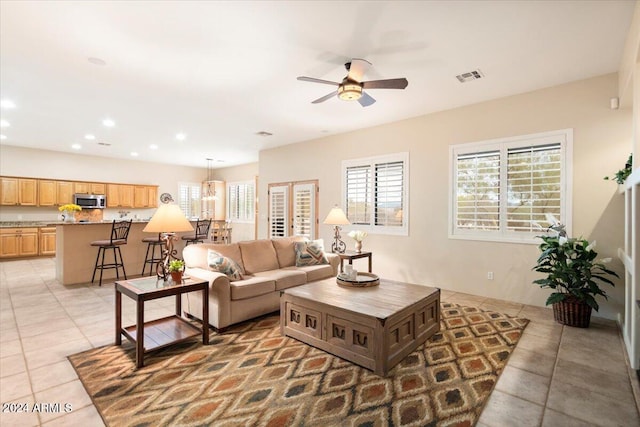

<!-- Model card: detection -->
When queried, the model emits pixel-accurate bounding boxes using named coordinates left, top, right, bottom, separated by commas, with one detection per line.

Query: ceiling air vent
left=97, top=142, right=111, bottom=146
left=456, top=69, right=484, bottom=83
left=256, top=131, right=273, bottom=137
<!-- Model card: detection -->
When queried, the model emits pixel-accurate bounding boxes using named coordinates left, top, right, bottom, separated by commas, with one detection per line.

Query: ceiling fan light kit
left=298, top=58, right=408, bottom=107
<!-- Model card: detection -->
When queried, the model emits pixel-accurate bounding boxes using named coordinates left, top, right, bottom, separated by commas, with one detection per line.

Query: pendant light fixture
left=202, top=158, right=218, bottom=201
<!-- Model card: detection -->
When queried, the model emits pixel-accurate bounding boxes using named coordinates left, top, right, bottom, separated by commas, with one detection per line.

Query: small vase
left=63, top=211, right=76, bottom=223
left=354, top=241, right=362, bottom=253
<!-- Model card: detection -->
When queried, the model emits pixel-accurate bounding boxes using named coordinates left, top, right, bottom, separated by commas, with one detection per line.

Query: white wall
left=258, top=73, right=631, bottom=320
left=0, top=145, right=206, bottom=221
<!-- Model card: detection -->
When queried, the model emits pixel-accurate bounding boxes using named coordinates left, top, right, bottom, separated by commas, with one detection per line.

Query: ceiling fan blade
left=312, top=91, right=338, bottom=104
left=297, top=76, right=340, bottom=86
left=358, top=92, right=376, bottom=107
left=362, top=78, right=408, bottom=90
left=347, top=58, right=372, bottom=82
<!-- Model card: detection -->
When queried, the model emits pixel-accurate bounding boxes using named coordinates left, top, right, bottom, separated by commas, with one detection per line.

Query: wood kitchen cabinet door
left=0, top=177, right=18, bottom=205
left=56, top=181, right=74, bottom=205
left=119, top=185, right=134, bottom=207
left=0, top=228, right=39, bottom=258
left=39, top=227, right=56, bottom=256
left=19, top=179, right=38, bottom=206
left=38, top=180, right=57, bottom=206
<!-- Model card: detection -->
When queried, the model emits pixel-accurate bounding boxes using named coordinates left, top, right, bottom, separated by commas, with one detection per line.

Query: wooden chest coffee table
left=280, top=277, right=440, bottom=376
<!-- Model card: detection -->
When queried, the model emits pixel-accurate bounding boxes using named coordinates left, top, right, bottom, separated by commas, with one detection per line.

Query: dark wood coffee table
left=280, top=277, right=440, bottom=376
left=115, top=276, right=209, bottom=368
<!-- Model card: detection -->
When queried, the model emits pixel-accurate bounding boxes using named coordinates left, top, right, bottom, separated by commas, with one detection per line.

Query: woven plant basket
left=553, top=297, right=592, bottom=328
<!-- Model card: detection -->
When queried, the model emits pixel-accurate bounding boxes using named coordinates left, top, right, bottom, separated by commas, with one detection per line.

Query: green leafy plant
left=168, top=259, right=185, bottom=273
left=604, top=153, right=633, bottom=184
left=532, top=222, right=618, bottom=311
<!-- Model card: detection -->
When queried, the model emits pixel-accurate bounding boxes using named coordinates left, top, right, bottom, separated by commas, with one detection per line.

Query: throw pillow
left=207, top=249, right=244, bottom=281
left=294, top=241, right=328, bottom=267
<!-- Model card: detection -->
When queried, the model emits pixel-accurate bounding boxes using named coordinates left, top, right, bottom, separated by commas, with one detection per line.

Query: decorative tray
left=336, top=272, right=380, bottom=287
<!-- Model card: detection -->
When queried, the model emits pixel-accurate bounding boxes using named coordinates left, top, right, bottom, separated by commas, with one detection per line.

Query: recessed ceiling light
left=0, top=119, right=10, bottom=127
left=0, top=99, right=16, bottom=109
left=88, top=57, right=106, bottom=66
left=71, top=144, right=82, bottom=150
left=102, top=118, right=115, bottom=127
left=85, top=134, right=96, bottom=140
left=130, top=152, right=139, bottom=157
left=0, top=134, right=6, bottom=140
left=149, top=144, right=158, bottom=150
left=175, top=133, right=186, bottom=141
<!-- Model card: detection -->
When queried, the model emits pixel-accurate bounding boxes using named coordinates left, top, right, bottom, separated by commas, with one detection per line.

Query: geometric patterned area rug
left=68, top=303, right=528, bottom=427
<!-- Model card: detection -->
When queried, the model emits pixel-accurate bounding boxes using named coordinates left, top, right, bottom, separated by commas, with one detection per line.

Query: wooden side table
left=338, top=250, right=372, bottom=273
left=115, top=276, right=209, bottom=368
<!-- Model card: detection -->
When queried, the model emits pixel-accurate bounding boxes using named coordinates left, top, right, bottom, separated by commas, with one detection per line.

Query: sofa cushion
left=253, top=269, right=308, bottom=291
left=294, top=241, right=328, bottom=267
left=271, top=236, right=306, bottom=268
left=286, top=264, right=334, bottom=282
left=207, top=249, right=244, bottom=281
left=183, top=243, right=245, bottom=274
left=230, top=277, right=276, bottom=300
left=239, top=240, right=280, bottom=274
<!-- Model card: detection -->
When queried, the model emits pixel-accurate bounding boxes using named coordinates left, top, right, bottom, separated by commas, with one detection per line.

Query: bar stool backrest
left=194, top=219, right=212, bottom=240
left=111, top=220, right=133, bottom=244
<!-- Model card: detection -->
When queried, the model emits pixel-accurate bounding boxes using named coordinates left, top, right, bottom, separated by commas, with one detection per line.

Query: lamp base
left=157, top=233, right=180, bottom=281
left=331, top=226, right=346, bottom=254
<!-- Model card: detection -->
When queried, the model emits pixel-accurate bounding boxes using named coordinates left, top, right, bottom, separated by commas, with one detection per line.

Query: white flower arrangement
left=348, top=230, right=368, bottom=242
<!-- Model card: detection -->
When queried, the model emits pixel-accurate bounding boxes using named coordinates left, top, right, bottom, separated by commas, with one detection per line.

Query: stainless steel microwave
left=73, top=193, right=106, bottom=209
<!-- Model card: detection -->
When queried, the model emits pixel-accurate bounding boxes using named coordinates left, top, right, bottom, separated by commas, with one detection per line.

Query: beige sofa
left=181, top=238, right=339, bottom=329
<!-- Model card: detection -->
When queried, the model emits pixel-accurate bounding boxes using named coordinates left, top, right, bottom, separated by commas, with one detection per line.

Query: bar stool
left=181, top=219, right=211, bottom=246
left=91, top=220, right=132, bottom=286
left=141, top=233, right=163, bottom=276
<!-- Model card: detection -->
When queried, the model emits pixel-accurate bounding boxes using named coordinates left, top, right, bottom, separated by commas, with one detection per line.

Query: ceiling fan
left=297, top=58, right=408, bottom=107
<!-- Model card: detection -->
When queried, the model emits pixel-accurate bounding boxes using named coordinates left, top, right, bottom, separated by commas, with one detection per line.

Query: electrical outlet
left=487, top=271, right=494, bottom=280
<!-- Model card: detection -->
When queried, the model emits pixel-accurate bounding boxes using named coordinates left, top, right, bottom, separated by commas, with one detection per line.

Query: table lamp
left=143, top=203, right=194, bottom=281
left=323, top=206, right=351, bottom=253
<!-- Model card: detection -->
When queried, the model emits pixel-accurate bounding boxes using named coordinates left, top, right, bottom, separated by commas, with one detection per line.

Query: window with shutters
left=227, top=181, right=255, bottom=223
left=342, top=153, right=409, bottom=235
left=450, top=129, right=572, bottom=243
left=178, top=182, right=201, bottom=220
left=268, top=180, right=318, bottom=240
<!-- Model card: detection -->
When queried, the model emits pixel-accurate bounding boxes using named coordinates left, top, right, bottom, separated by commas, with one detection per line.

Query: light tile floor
left=1, top=258, right=638, bottom=426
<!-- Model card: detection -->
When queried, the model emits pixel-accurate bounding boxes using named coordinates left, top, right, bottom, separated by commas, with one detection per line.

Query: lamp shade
left=143, top=204, right=194, bottom=233
left=323, top=206, right=351, bottom=225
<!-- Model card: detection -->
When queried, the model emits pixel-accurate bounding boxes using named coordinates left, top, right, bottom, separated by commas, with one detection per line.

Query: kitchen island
left=56, top=221, right=195, bottom=285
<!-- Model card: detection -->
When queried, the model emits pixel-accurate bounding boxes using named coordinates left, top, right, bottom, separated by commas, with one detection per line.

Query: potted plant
left=604, top=153, right=633, bottom=185
left=532, top=218, right=618, bottom=327
left=168, top=259, right=185, bottom=283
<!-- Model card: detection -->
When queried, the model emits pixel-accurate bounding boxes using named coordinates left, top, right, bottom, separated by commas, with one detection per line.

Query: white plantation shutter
left=507, top=144, right=561, bottom=232
left=343, top=153, right=408, bottom=235
left=269, top=185, right=289, bottom=238
left=455, top=151, right=500, bottom=231
left=292, top=183, right=316, bottom=239
left=375, top=161, right=404, bottom=227
left=450, top=129, right=572, bottom=243
left=227, top=181, right=255, bottom=222
left=178, top=182, right=201, bottom=219
left=346, top=165, right=371, bottom=225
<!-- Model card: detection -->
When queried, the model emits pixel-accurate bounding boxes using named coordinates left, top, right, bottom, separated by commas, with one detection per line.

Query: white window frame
left=178, top=182, right=202, bottom=220
left=226, top=180, right=255, bottom=224
left=449, top=129, right=573, bottom=244
left=342, top=152, right=409, bottom=236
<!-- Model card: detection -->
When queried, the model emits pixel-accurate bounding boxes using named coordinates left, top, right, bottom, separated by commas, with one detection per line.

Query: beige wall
left=258, top=73, right=631, bottom=320
left=0, top=145, right=206, bottom=221
left=211, top=162, right=259, bottom=242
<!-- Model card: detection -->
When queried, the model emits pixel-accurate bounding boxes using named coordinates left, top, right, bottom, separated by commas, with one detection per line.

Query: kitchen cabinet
left=74, top=182, right=106, bottom=195
left=0, top=177, right=38, bottom=206
left=38, top=180, right=57, bottom=206
left=39, top=227, right=56, bottom=256
left=56, top=181, right=74, bottom=205
left=0, top=228, right=39, bottom=258
left=134, top=185, right=158, bottom=208
left=107, top=184, right=134, bottom=208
